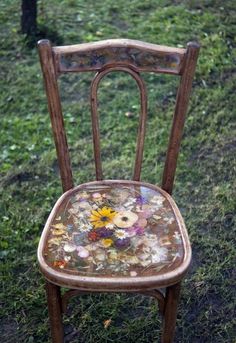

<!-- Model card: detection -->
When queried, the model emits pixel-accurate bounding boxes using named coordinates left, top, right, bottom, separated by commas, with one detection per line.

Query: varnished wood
left=38, top=38, right=199, bottom=343
left=53, top=39, right=185, bottom=75
left=45, top=281, right=64, bottom=343
left=38, top=180, right=191, bottom=291
left=90, top=67, right=147, bottom=181
left=38, top=40, right=73, bottom=192
left=161, top=282, right=181, bottom=343
left=141, top=289, right=165, bottom=316
left=162, top=42, right=200, bottom=194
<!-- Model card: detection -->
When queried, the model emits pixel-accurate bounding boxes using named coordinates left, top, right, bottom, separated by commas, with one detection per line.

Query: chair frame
left=38, top=38, right=200, bottom=343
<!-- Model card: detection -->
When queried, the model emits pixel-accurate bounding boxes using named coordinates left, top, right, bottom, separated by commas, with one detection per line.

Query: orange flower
left=53, top=260, right=67, bottom=269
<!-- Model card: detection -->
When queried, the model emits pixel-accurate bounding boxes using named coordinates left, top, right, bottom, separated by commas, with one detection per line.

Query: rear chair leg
left=45, top=281, right=64, bottom=343
left=161, top=282, right=181, bottom=343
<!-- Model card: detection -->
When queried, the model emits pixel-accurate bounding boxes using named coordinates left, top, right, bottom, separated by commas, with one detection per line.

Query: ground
left=0, top=1, right=235, bottom=342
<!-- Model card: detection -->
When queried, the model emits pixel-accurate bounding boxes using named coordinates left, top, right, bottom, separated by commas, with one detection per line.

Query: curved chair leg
left=45, top=281, right=64, bottom=343
left=161, top=282, right=181, bottom=343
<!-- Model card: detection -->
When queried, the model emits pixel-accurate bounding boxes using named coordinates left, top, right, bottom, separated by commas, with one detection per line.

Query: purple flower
left=134, top=225, right=145, bottom=236
left=127, top=225, right=145, bottom=237
left=136, top=195, right=148, bottom=205
left=96, top=227, right=113, bottom=238
left=114, top=237, right=131, bottom=249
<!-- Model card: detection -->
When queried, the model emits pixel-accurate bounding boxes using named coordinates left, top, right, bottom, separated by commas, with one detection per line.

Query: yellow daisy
left=89, top=207, right=117, bottom=228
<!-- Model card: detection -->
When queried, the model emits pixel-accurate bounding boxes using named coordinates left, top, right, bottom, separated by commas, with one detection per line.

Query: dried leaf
left=103, top=319, right=112, bottom=329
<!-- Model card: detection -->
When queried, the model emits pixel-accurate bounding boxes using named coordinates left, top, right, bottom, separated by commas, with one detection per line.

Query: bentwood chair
left=37, top=38, right=199, bottom=343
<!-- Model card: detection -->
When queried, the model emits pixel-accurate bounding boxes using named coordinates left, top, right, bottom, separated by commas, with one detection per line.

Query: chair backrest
left=38, top=39, right=199, bottom=194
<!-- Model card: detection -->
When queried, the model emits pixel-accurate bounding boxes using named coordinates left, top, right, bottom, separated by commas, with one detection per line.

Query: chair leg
left=161, top=282, right=181, bottom=343
left=45, top=280, right=64, bottom=343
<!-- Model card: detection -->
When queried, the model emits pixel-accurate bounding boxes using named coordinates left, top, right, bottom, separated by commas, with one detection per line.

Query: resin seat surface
left=38, top=180, right=191, bottom=290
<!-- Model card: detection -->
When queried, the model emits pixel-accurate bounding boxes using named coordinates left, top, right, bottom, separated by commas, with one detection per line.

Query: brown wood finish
left=162, top=42, right=200, bottom=194
left=90, top=67, right=147, bottom=181
left=161, top=282, right=181, bottom=343
left=53, top=39, right=186, bottom=75
left=45, top=281, right=64, bottom=343
left=38, top=38, right=200, bottom=343
left=38, top=40, right=73, bottom=192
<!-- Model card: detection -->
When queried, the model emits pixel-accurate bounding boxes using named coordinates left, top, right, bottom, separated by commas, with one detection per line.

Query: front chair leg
left=45, top=281, right=64, bottom=343
left=161, top=282, right=181, bottom=343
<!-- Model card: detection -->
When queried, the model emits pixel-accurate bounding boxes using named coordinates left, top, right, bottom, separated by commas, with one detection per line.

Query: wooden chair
left=37, top=38, right=199, bottom=343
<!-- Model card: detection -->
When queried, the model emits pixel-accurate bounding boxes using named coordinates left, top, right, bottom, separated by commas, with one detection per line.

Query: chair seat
left=38, top=180, right=191, bottom=291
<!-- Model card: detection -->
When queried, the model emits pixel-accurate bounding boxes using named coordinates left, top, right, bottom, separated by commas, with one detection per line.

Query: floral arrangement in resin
left=44, top=184, right=184, bottom=277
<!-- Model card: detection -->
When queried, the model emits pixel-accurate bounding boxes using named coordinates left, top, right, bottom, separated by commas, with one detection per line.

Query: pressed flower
left=163, top=216, right=175, bottom=224
left=101, top=238, right=113, bottom=248
left=63, top=242, right=76, bottom=252
left=114, top=237, right=131, bottom=249
left=133, top=225, right=145, bottom=235
left=77, top=246, right=89, bottom=258
left=136, top=218, right=147, bottom=228
left=114, top=229, right=129, bottom=239
left=75, top=191, right=89, bottom=200
left=92, top=192, right=102, bottom=199
left=113, top=211, right=138, bottom=228
left=159, top=235, right=172, bottom=245
left=95, top=249, right=106, bottom=261
left=136, top=195, right=148, bottom=205
left=51, top=229, right=66, bottom=236
left=88, top=230, right=100, bottom=241
left=96, top=227, right=113, bottom=238
left=53, top=260, right=67, bottom=268
left=151, top=246, right=168, bottom=263
left=89, top=207, right=117, bottom=228
left=52, top=223, right=66, bottom=230
left=79, top=223, right=93, bottom=232
left=173, top=231, right=181, bottom=242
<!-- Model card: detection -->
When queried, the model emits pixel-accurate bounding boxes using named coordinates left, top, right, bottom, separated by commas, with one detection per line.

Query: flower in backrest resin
left=113, top=211, right=138, bottom=228
left=89, top=207, right=117, bottom=228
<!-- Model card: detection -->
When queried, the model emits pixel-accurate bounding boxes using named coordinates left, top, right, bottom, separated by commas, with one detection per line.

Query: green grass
left=0, top=0, right=236, bottom=342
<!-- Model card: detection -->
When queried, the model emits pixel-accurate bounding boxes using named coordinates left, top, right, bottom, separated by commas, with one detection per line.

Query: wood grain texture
left=161, top=282, right=181, bottom=343
left=90, top=66, right=147, bottom=181
left=53, top=39, right=186, bottom=75
left=162, top=42, right=200, bottom=194
left=38, top=38, right=200, bottom=343
left=38, top=39, right=73, bottom=192
left=45, top=281, right=64, bottom=343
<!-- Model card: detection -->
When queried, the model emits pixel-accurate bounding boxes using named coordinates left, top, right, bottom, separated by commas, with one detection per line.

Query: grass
left=0, top=0, right=236, bottom=342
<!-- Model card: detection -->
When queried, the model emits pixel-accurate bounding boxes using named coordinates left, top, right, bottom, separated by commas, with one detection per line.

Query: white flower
left=163, top=216, right=175, bottom=225
left=113, top=211, right=138, bottom=228
left=173, top=231, right=181, bottom=242
left=78, top=223, right=93, bottom=232
left=151, top=246, right=168, bottom=263
left=63, top=243, right=76, bottom=253
left=115, top=229, right=129, bottom=239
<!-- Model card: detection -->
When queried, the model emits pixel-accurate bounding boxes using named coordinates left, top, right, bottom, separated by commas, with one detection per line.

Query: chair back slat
left=38, top=40, right=73, bottom=192
left=162, top=42, right=200, bottom=194
left=38, top=39, right=200, bottom=193
left=53, top=39, right=185, bottom=75
left=90, top=66, right=147, bottom=181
